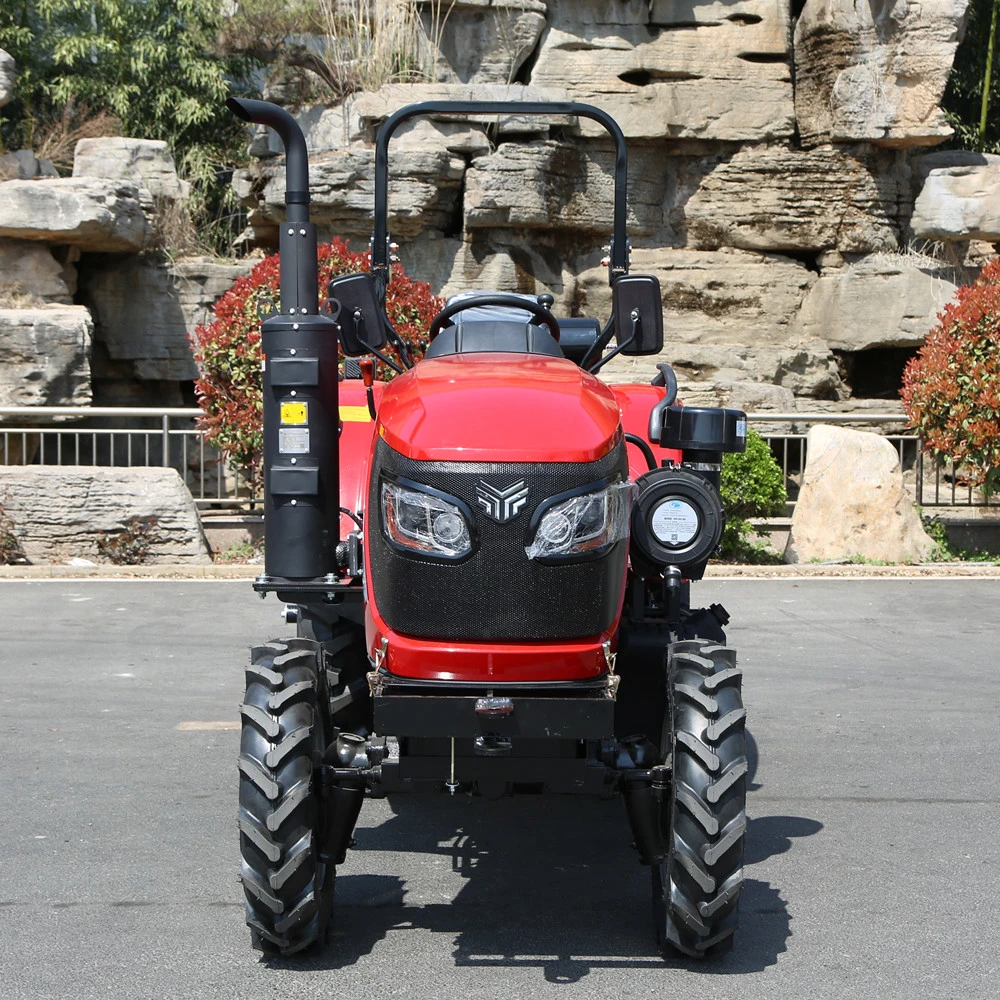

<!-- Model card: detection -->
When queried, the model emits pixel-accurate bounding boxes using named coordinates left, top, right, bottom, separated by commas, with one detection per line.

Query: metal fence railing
left=746, top=413, right=997, bottom=509
left=0, top=406, right=994, bottom=510
left=0, top=406, right=258, bottom=508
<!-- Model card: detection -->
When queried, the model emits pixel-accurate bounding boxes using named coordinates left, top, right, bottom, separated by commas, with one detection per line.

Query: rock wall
left=233, top=0, right=980, bottom=411
left=0, top=121, right=252, bottom=412
left=0, top=5, right=988, bottom=421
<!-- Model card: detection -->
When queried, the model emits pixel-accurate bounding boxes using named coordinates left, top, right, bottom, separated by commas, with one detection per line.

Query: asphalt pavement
left=0, top=578, right=997, bottom=1000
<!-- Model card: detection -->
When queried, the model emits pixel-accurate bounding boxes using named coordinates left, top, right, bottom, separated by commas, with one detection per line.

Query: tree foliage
left=190, top=239, right=442, bottom=480
left=0, top=0, right=256, bottom=156
left=902, top=256, right=1000, bottom=494
left=943, top=0, right=1000, bottom=151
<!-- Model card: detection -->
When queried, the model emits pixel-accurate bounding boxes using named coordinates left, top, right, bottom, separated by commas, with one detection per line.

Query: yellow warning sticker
left=339, top=405, right=372, bottom=423
left=280, top=401, right=308, bottom=425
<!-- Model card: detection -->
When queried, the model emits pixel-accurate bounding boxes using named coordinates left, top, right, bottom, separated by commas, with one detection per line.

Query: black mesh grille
left=369, top=439, right=628, bottom=640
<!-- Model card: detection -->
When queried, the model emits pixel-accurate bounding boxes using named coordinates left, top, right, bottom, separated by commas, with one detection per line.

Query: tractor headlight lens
left=525, top=481, right=631, bottom=561
left=381, top=480, right=473, bottom=560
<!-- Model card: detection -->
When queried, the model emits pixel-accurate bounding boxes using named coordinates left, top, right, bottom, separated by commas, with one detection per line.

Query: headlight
left=525, top=481, right=631, bottom=561
left=381, top=479, right=473, bottom=560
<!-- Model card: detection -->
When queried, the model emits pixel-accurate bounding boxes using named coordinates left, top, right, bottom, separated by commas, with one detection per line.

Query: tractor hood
left=375, top=354, right=623, bottom=462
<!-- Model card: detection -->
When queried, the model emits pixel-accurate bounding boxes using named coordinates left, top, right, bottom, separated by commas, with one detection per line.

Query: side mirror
left=327, top=273, right=388, bottom=356
left=612, top=274, right=664, bottom=356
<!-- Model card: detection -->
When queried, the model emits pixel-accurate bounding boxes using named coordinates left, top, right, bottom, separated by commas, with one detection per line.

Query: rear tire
left=238, top=638, right=332, bottom=955
left=654, top=639, right=747, bottom=958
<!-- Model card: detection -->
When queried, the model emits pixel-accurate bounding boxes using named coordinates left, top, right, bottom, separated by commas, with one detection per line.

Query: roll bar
left=372, top=101, right=630, bottom=298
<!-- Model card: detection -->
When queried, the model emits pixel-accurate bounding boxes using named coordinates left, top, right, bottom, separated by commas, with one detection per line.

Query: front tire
left=654, top=639, right=747, bottom=958
left=238, top=639, right=332, bottom=955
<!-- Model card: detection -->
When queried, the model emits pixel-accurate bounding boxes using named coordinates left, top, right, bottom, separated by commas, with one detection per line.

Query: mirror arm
left=580, top=315, right=616, bottom=370
left=352, top=311, right=404, bottom=373
left=588, top=312, right=639, bottom=375
left=360, top=341, right=404, bottom=374
left=383, top=318, right=414, bottom=369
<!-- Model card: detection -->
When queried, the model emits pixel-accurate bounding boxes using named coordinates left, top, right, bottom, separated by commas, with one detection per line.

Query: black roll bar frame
left=371, top=101, right=630, bottom=300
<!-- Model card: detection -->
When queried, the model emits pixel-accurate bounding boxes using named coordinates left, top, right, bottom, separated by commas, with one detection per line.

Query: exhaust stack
left=226, top=98, right=341, bottom=583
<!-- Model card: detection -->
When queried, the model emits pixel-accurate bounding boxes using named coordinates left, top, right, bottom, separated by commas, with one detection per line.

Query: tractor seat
left=423, top=320, right=564, bottom=359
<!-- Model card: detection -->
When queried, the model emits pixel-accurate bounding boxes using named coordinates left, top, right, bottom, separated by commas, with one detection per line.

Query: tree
left=0, top=1, right=256, bottom=155
left=943, top=0, right=1000, bottom=151
left=902, top=257, right=1000, bottom=494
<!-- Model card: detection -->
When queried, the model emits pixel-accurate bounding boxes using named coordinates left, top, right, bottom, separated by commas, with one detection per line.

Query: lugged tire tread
left=265, top=780, right=309, bottom=833
left=657, top=638, right=747, bottom=960
left=240, top=704, right=280, bottom=740
left=268, top=680, right=315, bottom=712
left=270, top=833, right=313, bottom=891
left=706, top=759, right=748, bottom=804
left=238, top=753, right=280, bottom=801
left=265, top=726, right=312, bottom=770
left=239, top=809, right=281, bottom=863
left=239, top=638, right=332, bottom=957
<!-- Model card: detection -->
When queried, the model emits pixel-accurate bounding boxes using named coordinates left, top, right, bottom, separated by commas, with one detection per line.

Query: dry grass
left=33, top=105, right=123, bottom=175
left=0, top=284, right=47, bottom=309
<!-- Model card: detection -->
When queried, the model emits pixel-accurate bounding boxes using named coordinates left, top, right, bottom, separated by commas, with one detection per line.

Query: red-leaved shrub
left=901, top=256, right=1000, bottom=493
left=189, top=238, right=442, bottom=480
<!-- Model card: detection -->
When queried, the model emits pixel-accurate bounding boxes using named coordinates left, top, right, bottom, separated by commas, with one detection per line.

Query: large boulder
left=0, top=466, right=211, bottom=564
left=80, top=256, right=253, bottom=381
left=530, top=0, right=794, bottom=141
left=790, top=256, right=963, bottom=351
left=785, top=425, right=935, bottom=564
left=464, top=139, right=667, bottom=236
left=575, top=247, right=817, bottom=346
left=0, top=239, right=73, bottom=303
left=0, top=149, right=58, bottom=181
left=351, top=82, right=570, bottom=135
left=235, top=147, right=464, bottom=239
left=73, top=137, right=189, bottom=202
left=0, top=178, right=149, bottom=251
left=0, top=306, right=92, bottom=408
left=675, top=144, right=910, bottom=253
left=910, top=151, right=1000, bottom=242
left=794, top=0, right=969, bottom=148
left=416, top=0, right=547, bottom=85
left=0, top=48, right=14, bottom=108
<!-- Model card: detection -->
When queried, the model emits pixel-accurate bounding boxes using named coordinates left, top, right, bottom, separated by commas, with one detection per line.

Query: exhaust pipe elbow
left=226, top=97, right=309, bottom=223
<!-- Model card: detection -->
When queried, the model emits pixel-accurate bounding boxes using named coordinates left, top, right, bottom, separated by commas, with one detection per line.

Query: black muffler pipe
left=226, top=97, right=340, bottom=581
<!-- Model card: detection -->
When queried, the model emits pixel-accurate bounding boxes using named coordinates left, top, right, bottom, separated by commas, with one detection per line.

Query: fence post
left=162, top=415, right=170, bottom=468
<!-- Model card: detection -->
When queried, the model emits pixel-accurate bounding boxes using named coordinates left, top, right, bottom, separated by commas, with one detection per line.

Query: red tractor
left=228, top=97, right=748, bottom=960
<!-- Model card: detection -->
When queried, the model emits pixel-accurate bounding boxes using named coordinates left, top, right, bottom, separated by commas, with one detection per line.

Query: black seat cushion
left=424, top=320, right=564, bottom=359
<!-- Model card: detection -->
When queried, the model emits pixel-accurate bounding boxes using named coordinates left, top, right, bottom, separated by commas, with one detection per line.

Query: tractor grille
left=368, top=438, right=628, bottom=641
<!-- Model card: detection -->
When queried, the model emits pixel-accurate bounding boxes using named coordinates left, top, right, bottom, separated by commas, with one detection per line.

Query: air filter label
left=651, top=499, right=700, bottom=546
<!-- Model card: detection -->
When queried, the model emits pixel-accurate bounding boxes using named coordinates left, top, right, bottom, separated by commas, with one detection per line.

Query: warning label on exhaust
left=280, top=401, right=308, bottom=425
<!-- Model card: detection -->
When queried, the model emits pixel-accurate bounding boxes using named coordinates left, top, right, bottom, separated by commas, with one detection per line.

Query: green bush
left=718, top=428, right=787, bottom=560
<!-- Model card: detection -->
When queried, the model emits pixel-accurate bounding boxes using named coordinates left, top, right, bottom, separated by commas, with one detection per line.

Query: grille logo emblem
left=476, top=479, right=529, bottom=523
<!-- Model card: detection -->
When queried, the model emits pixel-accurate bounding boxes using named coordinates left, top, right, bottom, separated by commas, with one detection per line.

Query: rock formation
left=0, top=48, right=14, bottom=108
left=230, top=1, right=974, bottom=411
left=0, top=2, right=988, bottom=421
left=0, top=466, right=212, bottom=564
left=785, top=425, right=936, bottom=563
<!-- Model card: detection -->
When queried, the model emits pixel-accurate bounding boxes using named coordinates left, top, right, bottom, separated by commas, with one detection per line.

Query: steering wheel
left=428, top=293, right=561, bottom=342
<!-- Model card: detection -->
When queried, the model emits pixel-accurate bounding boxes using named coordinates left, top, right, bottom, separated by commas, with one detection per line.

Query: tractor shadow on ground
left=267, top=744, right=822, bottom=981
